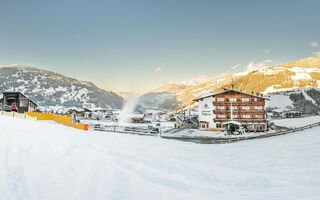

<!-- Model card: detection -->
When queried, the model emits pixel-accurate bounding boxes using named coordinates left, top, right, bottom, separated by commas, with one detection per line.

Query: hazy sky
left=0, top=0, right=319, bottom=93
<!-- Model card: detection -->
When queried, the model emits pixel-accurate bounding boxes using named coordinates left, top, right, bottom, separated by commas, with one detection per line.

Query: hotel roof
left=193, top=89, right=269, bottom=102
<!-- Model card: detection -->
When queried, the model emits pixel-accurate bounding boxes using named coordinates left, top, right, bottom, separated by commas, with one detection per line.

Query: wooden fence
left=0, top=111, right=37, bottom=120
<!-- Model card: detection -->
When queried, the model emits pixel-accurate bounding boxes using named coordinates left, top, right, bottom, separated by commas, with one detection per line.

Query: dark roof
left=2, top=91, right=38, bottom=106
left=193, top=89, right=269, bottom=102
left=2, top=91, right=27, bottom=98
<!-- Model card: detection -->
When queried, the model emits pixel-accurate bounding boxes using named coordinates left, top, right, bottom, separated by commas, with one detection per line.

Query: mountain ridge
left=0, top=65, right=123, bottom=109
left=147, top=57, right=320, bottom=111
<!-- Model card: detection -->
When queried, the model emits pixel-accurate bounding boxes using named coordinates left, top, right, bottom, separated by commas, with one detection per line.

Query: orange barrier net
left=26, top=112, right=88, bottom=131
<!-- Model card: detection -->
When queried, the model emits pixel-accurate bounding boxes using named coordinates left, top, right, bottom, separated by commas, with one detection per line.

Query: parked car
left=3, top=105, right=11, bottom=112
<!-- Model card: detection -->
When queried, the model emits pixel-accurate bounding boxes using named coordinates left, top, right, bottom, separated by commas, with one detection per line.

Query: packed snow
left=0, top=115, right=319, bottom=199
left=271, top=115, right=320, bottom=128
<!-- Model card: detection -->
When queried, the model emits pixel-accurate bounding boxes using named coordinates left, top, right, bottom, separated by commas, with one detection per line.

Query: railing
left=162, top=121, right=320, bottom=143
left=0, top=111, right=37, bottom=120
left=92, top=123, right=159, bottom=135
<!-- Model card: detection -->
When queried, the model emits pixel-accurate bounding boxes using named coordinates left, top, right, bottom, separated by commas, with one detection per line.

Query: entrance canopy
left=224, top=120, right=242, bottom=126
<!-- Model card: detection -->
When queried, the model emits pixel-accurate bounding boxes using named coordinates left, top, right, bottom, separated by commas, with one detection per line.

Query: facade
left=1, top=91, right=38, bottom=113
left=194, top=88, right=268, bottom=131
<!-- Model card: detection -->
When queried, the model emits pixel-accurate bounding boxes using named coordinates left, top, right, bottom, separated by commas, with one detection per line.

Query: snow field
left=0, top=115, right=319, bottom=200
left=272, top=115, right=320, bottom=128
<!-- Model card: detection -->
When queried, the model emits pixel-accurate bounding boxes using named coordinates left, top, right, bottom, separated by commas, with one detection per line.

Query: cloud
left=154, top=67, right=163, bottom=72
left=264, top=49, right=270, bottom=54
left=246, top=59, right=273, bottom=71
left=313, top=51, right=320, bottom=58
left=231, top=64, right=241, bottom=70
left=310, top=41, right=318, bottom=47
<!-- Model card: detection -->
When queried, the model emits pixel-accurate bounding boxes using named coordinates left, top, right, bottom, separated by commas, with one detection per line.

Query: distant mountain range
left=0, top=65, right=123, bottom=109
left=143, top=57, right=320, bottom=111
left=2, top=57, right=320, bottom=112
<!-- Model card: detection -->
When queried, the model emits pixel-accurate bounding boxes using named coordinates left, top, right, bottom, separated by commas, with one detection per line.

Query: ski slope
left=0, top=115, right=319, bottom=200
left=272, top=115, right=320, bottom=128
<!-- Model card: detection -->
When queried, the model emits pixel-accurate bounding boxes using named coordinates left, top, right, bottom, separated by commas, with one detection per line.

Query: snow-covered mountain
left=137, top=92, right=180, bottom=111
left=0, top=65, right=123, bottom=109
left=137, top=77, right=210, bottom=111
left=150, top=57, right=320, bottom=111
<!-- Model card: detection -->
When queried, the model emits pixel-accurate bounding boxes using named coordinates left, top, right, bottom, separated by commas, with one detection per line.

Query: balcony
left=213, top=109, right=265, bottom=113
left=214, top=118, right=267, bottom=122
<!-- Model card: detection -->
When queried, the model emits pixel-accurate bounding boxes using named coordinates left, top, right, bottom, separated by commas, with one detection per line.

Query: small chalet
left=1, top=91, right=38, bottom=113
left=64, top=107, right=86, bottom=117
left=271, top=108, right=302, bottom=118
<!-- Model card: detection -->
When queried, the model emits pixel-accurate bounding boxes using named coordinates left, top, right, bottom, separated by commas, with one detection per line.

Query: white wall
left=198, top=97, right=216, bottom=128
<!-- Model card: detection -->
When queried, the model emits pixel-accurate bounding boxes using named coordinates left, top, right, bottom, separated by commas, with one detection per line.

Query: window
left=230, top=98, right=237, bottom=102
left=217, top=114, right=225, bottom=118
left=242, top=114, right=251, bottom=119
left=216, top=124, right=222, bottom=128
left=242, top=98, right=250, bottom=102
left=217, top=106, right=225, bottom=110
left=255, top=106, right=263, bottom=110
left=242, top=106, right=250, bottom=110
left=254, top=124, right=259, bottom=129
left=254, top=98, right=257, bottom=102
left=201, top=123, right=208, bottom=128
left=20, top=99, right=28, bottom=107
left=255, top=115, right=263, bottom=119
left=260, top=124, right=265, bottom=129
left=248, top=124, right=253, bottom=129
left=217, top=98, right=224, bottom=102
left=231, top=114, right=238, bottom=119
left=230, top=106, right=237, bottom=110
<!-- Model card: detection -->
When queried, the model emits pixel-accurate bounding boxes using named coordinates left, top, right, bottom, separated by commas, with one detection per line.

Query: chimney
left=251, top=91, right=254, bottom=94
left=240, top=89, right=242, bottom=92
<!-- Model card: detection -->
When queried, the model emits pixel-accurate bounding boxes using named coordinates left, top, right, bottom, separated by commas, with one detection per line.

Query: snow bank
left=0, top=116, right=319, bottom=199
left=271, top=115, right=320, bottom=128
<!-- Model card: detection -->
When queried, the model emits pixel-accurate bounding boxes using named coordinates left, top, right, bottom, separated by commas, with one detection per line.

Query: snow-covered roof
left=144, top=110, right=161, bottom=114
left=224, top=120, right=242, bottom=126
left=65, top=107, right=85, bottom=112
left=90, top=107, right=112, bottom=112
left=271, top=108, right=296, bottom=113
left=194, top=89, right=268, bottom=101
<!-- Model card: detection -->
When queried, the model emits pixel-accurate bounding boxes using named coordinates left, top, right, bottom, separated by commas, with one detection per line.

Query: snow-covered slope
left=138, top=92, right=180, bottom=111
left=151, top=57, right=320, bottom=111
left=0, top=65, right=123, bottom=109
left=0, top=115, right=319, bottom=199
left=266, top=94, right=294, bottom=109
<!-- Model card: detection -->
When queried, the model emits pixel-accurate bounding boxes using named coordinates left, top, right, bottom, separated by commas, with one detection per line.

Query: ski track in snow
left=0, top=115, right=320, bottom=200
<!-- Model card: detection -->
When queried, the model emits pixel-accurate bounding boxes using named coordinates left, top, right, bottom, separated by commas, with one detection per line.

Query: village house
left=271, top=108, right=302, bottom=118
left=1, top=91, right=38, bottom=113
left=194, top=82, right=268, bottom=132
